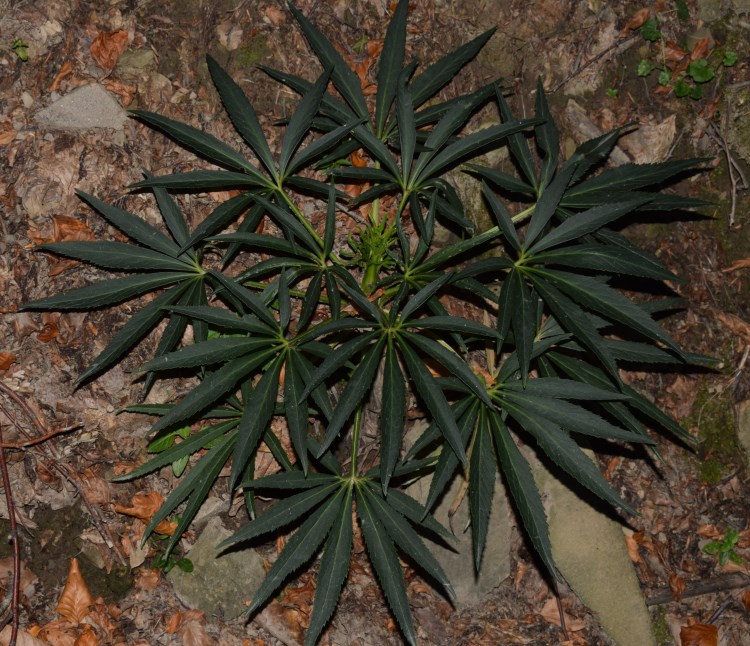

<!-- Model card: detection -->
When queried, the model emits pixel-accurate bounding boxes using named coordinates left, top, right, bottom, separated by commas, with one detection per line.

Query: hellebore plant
left=24, top=2, right=711, bottom=644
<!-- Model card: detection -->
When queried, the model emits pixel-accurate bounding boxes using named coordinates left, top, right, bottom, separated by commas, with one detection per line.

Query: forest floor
left=1, top=0, right=750, bottom=644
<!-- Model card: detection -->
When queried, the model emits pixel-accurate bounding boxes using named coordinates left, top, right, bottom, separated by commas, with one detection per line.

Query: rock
left=168, top=516, right=266, bottom=620
left=736, top=400, right=750, bottom=462
left=35, top=85, right=126, bottom=131
left=405, top=425, right=512, bottom=607
left=727, top=89, right=750, bottom=165
left=531, top=451, right=656, bottom=646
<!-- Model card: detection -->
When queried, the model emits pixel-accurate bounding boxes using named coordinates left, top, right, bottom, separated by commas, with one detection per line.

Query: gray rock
left=35, top=84, right=126, bottom=131
left=168, top=516, right=266, bottom=620
left=405, top=424, right=512, bottom=607
left=531, top=450, right=655, bottom=646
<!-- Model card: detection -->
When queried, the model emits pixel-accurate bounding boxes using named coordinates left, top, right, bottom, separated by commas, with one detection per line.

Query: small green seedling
left=702, top=528, right=743, bottom=566
left=606, top=87, right=619, bottom=98
left=11, top=39, right=29, bottom=61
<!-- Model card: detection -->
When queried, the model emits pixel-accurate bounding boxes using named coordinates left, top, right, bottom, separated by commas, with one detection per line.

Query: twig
left=646, top=573, right=750, bottom=606
left=706, top=121, right=747, bottom=227
left=0, top=423, right=19, bottom=646
left=553, top=581, right=570, bottom=641
left=706, top=596, right=736, bottom=625
left=551, top=35, right=638, bottom=93
left=0, top=424, right=80, bottom=449
left=0, top=382, right=127, bottom=564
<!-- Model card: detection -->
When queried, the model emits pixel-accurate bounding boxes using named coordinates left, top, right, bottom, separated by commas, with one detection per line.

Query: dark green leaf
left=284, top=352, right=310, bottom=473
left=288, top=3, right=368, bottom=119
left=146, top=171, right=191, bottom=247
left=504, top=403, right=635, bottom=514
left=362, top=483, right=455, bottom=602
left=280, top=67, right=333, bottom=175
left=528, top=196, right=652, bottom=254
left=375, top=0, right=408, bottom=136
left=399, top=339, right=467, bottom=467
left=207, top=55, right=278, bottom=178
left=245, top=487, right=343, bottom=617
left=207, top=270, right=278, bottom=328
left=179, top=192, right=256, bottom=253
left=221, top=482, right=339, bottom=548
left=35, top=241, right=191, bottom=272
left=230, top=355, right=284, bottom=489
left=524, top=162, right=577, bottom=248
left=381, top=340, right=406, bottom=492
left=469, top=410, right=496, bottom=571
left=22, top=272, right=188, bottom=311
left=130, top=109, right=260, bottom=173
left=149, top=349, right=277, bottom=435
left=76, top=191, right=180, bottom=256
left=317, top=337, right=386, bottom=456
left=306, top=487, right=354, bottom=646
left=534, top=79, right=558, bottom=188
left=490, top=413, right=557, bottom=578
left=410, top=28, right=495, bottom=108
left=357, top=488, right=416, bottom=645
left=130, top=169, right=272, bottom=191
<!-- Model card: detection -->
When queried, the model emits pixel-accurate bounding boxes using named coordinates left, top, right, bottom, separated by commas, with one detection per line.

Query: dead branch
left=646, top=573, right=750, bottom=606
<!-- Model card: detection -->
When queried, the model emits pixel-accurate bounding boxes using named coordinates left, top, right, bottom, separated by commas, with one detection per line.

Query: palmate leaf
left=409, top=28, right=495, bottom=110
left=534, top=268, right=682, bottom=353
left=562, top=157, right=709, bottom=206
left=206, top=54, right=278, bottom=179
left=489, top=412, right=558, bottom=579
left=288, top=2, right=368, bottom=120
left=144, top=431, right=236, bottom=555
left=469, top=408, right=496, bottom=572
left=317, top=337, right=386, bottom=457
left=129, top=109, right=257, bottom=174
left=374, top=0, right=408, bottom=137
left=306, top=487, right=354, bottom=646
left=534, top=77, right=558, bottom=189
left=34, top=241, right=190, bottom=272
left=398, top=339, right=467, bottom=467
left=356, top=487, right=416, bottom=646
left=380, top=339, right=406, bottom=492
left=362, top=482, right=455, bottom=603
left=503, top=401, right=636, bottom=515
left=244, top=486, right=345, bottom=618
left=22, top=271, right=189, bottom=311
left=76, top=190, right=181, bottom=256
left=230, top=355, right=285, bottom=489
left=148, top=348, right=277, bottom=435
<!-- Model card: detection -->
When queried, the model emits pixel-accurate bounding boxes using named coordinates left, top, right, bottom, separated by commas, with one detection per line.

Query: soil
left=1, top=0, right=750, bottom=644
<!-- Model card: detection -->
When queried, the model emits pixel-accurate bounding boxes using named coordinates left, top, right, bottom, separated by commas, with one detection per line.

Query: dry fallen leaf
left=113, top=491, right=176, bottom=535
left=178, top=610, right=215, bottom=646
left=716, top=312, right=750, bottom=343
left=0, top=627, right=49, bottom=646
left=39, top=618, right=78, bottom=646
left=166, top=611, right=182, bottom=634
left=690, top=37, right=712, bottom=62
left=619, top=7, right=650, bottom=36
left=49, top=61, right=74, bottom=92
left=680, top=623, right=718, bottom=646
left=624, top=533, right=641, bottom=563
left=0, top=352, right=16, bottom=370
left=90, top=31, right=129, bottom=71
left=265, top=6, right=285, bottom=24
left=56, top=558, right=94, bottom=624
left=539, top=597, right=586, bottom=632
left=73, top=627, right=99, bottom=646
left=0, top=128, right=16, bottom=145
left=669, top=573, right=686, bottom=601
left=741, top=589, right=750, bottom=612
left=722, top=257, right=750, bottom=273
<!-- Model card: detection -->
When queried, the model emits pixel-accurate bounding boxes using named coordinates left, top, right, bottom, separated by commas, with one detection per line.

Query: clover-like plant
left=23, top=2, right=713, bottom=644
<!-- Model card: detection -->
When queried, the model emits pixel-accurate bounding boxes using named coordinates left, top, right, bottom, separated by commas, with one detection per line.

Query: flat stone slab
left=531, top=451, right=656, bottom=646
left=35, top=84, right=126, bottom=131
left=168, top=516, right=265, bottom=620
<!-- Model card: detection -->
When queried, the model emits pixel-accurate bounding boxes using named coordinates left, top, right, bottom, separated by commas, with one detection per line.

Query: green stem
left=277, top=187, right=343, bottom=265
